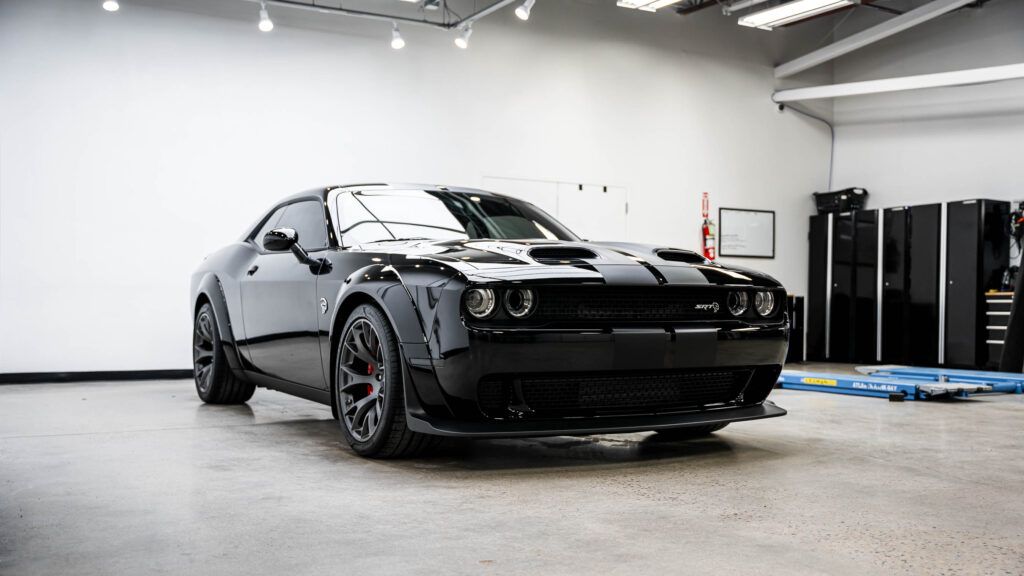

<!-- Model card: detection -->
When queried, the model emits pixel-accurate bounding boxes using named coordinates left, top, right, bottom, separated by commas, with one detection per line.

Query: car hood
left=352, top=239, right=782, bottom=288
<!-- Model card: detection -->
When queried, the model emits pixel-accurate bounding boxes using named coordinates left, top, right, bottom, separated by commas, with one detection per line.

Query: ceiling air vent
left=655, top=249, right=707, bottom=264
left=529, top=247, right=598, bottom=263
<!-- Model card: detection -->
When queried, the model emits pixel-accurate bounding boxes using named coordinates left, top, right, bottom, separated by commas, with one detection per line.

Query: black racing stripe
left=606, top=249, right=668, bottom=285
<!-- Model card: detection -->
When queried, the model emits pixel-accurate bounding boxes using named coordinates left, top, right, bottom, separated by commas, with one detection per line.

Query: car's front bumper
left=402, top=320, right=788, bottom=433
left=407, top=400, right=786, bottom=438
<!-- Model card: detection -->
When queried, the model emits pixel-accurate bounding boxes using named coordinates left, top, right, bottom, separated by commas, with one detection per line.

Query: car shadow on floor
left=408, top=433, right=766, bottom=472
left=194, top=400, right=785, bottom=473
left=262, top=417, right=780, bottom=472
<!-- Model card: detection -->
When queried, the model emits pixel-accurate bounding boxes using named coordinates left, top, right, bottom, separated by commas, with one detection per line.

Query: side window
left=253, top=205, right=288, bottom=249
left=277, top=200, right=329, bottom=250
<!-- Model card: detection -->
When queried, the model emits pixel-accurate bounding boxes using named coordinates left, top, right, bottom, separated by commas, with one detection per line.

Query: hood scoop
left=529, top=246, right=598, bottom=264
left=655, top=249, right=708, bottom=264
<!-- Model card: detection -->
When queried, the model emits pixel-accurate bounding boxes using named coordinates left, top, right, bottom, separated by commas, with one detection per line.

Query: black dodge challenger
left=191, top=184, right=788, bottom=457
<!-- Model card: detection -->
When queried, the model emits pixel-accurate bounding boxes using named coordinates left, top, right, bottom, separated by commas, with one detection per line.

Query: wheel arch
left=193, top=273, right=247, bottom=374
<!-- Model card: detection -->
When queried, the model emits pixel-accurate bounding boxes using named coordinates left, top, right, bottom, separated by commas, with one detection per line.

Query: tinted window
left=335, top=189, right=577, bottom=245
left=253, top=206, right=288, bottom=249
left=278, top=200, right=329, bottom=250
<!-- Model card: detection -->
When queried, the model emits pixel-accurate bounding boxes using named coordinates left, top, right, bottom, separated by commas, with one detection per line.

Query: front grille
left=478, top=368, right=753, bottom=418
left=532, top=287, right=729, bottom=322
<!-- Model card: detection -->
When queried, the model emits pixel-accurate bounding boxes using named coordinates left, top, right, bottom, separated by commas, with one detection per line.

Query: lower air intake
left=478, top=368, right=753, bottom=419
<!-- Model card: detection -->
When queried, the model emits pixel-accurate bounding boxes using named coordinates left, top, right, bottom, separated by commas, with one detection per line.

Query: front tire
left=335, top=304, right=437, bottom=458
left=193, top=302, right=255, bottom=404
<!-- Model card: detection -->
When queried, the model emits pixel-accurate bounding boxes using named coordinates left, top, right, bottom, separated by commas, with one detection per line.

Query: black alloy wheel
left=193, top=308, right=217, bottom=396
left=334, top=304, right=438, bottom=458
left=192, top=302, right=255, bottom=404
left=338, top=318, right=387, bottom=442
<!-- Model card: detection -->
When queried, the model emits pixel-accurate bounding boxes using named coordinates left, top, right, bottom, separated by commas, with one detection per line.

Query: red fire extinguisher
left=701, top=192, right=716, bottom=260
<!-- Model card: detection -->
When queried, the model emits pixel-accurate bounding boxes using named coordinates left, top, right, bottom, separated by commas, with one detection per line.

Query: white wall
left=831, top=0, right=1024, bottom=207
left=0, top=0, right=830, bottom=372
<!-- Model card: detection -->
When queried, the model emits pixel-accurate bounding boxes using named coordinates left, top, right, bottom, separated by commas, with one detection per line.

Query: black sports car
left=191, top=184, right=787, bottom=457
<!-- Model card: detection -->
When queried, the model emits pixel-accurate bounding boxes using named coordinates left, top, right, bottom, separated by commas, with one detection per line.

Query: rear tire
left=193, top=302, right=255, bottom=405
left=335, top=303, right=438, bottom=458
left=652, top=423, right=728, bottom=440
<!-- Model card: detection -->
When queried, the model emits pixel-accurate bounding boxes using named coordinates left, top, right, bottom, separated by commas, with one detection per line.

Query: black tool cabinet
left=807, top=211, right=877, bottom=363
left=944, top=199, right=1010, bottom=368
left=807, top=215, right=829, bottom=361
left=881, top=204, right=941, bottom=366
left=808, top=199, right=1011, bottom=369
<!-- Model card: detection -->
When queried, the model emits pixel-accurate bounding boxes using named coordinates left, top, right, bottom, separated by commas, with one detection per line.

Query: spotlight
left=454, top=24, right=472, bottom=49
left=258, top=1, right=274, bottom=32
left=102, top=0, right=119, bottom=11
left=390, top=23, right=405, bottom=50
left=515, top=0, right=535, bottom=21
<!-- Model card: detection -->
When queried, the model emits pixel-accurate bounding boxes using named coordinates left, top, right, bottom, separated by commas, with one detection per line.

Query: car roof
left=278, top=183, right=510, bottom=204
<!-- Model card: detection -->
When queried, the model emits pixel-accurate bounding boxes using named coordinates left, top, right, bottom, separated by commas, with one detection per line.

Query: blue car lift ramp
left=777, top=370, right=992, bottom=401
left=856, top=365, right=1024, bottom=395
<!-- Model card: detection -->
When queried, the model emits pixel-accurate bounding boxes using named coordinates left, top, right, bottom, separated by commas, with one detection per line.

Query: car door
left=240, top=199, right=330, bottom=389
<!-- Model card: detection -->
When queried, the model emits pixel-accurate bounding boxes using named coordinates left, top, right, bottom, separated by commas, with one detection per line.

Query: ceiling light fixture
left=738, top=0, right=854, bottom=30
left=515, top=0, right=536, bottom=20
left=615, top=0, right=682, bottom=12
left=258, top=1, right=274, bottom=32
left=101, top=0, right=119, bottom=11
left=390, top=23, right=406, bottom=49
left=454, top=24, right=472, bottom=49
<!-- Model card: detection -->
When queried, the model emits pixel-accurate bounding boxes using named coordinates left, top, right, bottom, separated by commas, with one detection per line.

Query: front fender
left=192, top=273, right=247, bottom=374
left=322, top=263, right=454, bottom=418
left=327, top=264, right=427, bottom=346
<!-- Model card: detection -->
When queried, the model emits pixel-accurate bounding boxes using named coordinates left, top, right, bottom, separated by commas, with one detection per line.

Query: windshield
left=336, top=189, right=579, bottom=245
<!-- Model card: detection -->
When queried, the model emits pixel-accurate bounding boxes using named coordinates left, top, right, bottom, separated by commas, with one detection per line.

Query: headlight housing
left=464, top=288, right=497, bottom=319
left=754, top=291, right=776, bottom=317
left=727, top=291, right=749, bottom=316
left=504, top=288, right=536, bottom=318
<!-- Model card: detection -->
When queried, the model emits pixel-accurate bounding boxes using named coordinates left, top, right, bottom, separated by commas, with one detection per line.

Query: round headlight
left=504, top=288, right=536, bottom=319
left=754, top=291, right=776, bottom=317
left=727, top=291, right=749, bottom=316
left=464, top=288, right=497, bottom=319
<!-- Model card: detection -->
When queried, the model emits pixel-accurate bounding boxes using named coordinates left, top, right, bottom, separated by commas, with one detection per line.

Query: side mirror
left=262, top=227, right=330, bottom=273
left=263, top=228, right=298, bottom=252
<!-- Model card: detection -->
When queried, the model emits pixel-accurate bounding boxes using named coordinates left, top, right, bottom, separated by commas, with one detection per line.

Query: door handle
left=247, top=265, right=259, bottom=276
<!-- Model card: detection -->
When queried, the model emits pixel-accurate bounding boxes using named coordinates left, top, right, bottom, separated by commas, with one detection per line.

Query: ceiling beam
left=676, top=0, right=718, bottom=15
left=772, top=62, right=1024, bottom=102
left=774, top=0, right=977, bottom=79
left=254, top=0, right=518, bottom=30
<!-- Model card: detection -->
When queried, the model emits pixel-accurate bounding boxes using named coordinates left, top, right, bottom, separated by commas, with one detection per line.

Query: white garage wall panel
left=831, top=0, right=1024, bottom=207
left=0, top=0, right=830, bottom=372
left=482, top=177, right=627, bottom=241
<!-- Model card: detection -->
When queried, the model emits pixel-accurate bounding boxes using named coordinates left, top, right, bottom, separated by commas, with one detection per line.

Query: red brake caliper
left=366, top=364, right=374, bottom=396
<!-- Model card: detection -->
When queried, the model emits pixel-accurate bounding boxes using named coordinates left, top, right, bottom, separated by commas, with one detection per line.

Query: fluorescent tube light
left=738, top=0, right=853, bottom=30
left=616, top=0, right=682, bottom=12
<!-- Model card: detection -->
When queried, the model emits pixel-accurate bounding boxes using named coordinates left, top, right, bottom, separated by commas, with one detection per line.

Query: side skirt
left=245, top=371, right=332, bottom=405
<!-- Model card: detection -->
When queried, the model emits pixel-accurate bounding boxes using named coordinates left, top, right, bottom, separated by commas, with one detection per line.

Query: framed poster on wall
left=718, top=208, right=775, bottom=258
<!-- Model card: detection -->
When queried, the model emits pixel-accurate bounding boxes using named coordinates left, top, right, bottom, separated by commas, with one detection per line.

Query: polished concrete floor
left=2, top=377, right=1023, bottom=575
